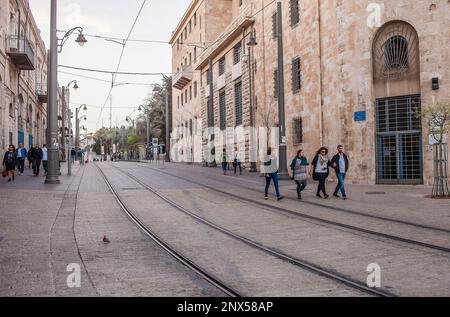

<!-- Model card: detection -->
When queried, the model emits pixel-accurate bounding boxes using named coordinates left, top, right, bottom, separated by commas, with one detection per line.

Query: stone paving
left=1, top=160, right=449, bottom=297
left=119, top=161, right=450, bottom=296
left=0, top=163, right=225, bottom=297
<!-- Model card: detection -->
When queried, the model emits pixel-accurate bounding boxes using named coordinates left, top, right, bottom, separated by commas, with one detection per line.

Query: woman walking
left=3, top=145, right=17, bottom=182
left=291, top=150, right=309, bottom=200
left=310, top=147, right=332, bottom=199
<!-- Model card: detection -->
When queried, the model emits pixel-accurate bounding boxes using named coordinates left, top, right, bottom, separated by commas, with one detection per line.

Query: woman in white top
left=310, top=147, right=332, bottom=199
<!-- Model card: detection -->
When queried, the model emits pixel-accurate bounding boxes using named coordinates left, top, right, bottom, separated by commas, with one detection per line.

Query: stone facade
left=0, top=0, right=52, bottom=159
left=171, top=0, right=450, bottom=185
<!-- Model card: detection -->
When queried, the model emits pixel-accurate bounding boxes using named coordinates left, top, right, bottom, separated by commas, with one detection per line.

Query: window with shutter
left=233, top=42, right=242, bottom=65
left=272, top=12, right=277, bottom=39
left=290, top=0, right=300, bottom=26
left=235, top=82, right=243, bottom=126
left=219, top=57, right=226, bottom=76
left=273, top=69, right=278, bottom=99
left=293, top=117, right=303, bottom=145
left=219, top=90, right=226, bottom=131
left=292, top=57, right=301, bottom=93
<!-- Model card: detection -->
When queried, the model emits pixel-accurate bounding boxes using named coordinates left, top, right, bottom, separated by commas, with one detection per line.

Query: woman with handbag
left=310, top=147, right=332, bottom=199
left=3, top=145, right=17, bottom=182
left=290, top=150, right=309, bottom=200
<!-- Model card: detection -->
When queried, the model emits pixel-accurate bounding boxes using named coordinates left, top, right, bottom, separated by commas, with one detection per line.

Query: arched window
left=384, top=36, right=409, bottom=70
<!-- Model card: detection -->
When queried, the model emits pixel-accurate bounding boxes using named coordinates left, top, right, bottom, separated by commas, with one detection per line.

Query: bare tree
left=423, top=102, right=450, bottom=197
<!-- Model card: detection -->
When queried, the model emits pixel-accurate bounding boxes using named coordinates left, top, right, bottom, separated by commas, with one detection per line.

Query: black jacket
left=331, top=153, right=350, bottom=174
left=31, top=148, right=43, bottom=160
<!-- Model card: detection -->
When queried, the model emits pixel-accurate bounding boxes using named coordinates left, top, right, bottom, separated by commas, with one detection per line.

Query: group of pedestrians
left=2, top=143, right=48, bottom=182
left=264, top=145, right=350, bottom=201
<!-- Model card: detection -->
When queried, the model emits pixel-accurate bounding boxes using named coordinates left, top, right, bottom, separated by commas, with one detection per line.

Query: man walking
left=42, top=144, right=48, bottom=175
left=331, top=145, right=350, bottom=200
left=16, top=143, right=27, bottom=176
left=32, top=145, right=43, bottom=176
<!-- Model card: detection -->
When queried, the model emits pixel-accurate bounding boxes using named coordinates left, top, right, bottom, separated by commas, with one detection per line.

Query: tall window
left=272, top=12, right=277, bottom=39
left=194, top=81, right=198, bottom=98
left=293, top=117, right=303, bottom=145
left=235, top=82, right=243, bottom=126
left=219, top=56, right=226, bottom=76
left=290, top=0, right=300, bottom=26
left=384, top=36, right=409, bottom=70
left=233, top=42, right=242, bottom=65
left=219, top=90, right=226, bottom=131
left=292, top=57, right=301, bottom=93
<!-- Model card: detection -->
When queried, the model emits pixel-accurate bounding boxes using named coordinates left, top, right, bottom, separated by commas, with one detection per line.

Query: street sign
left=354, top=111, right=367, bottom=122
left=152, top=138, right=159, bottom=146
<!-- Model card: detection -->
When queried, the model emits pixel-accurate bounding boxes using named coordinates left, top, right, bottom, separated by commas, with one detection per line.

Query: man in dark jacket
left=31, top=146, right=43, bottom=176
left=331, top=145, right=350, bottom=200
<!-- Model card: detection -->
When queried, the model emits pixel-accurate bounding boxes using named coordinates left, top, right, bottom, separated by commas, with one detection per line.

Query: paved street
left=1, top=162, right=449, bottom=297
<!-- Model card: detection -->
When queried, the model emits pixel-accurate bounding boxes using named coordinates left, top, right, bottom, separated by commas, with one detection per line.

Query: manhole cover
left=366, top=192, right=386, bottom=195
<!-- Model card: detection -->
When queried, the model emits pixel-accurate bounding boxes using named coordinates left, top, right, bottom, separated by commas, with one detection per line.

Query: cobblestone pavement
left=0, top=163, right=225, bottom=297
left=115, top=161, right=450, bottom=296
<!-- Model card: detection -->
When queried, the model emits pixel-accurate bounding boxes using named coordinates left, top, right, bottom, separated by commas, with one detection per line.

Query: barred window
left=293, top=117, right=303, bottom=145
left=219, top=90, right=226, bottom=131
left=292, top=57, right=301, bottom=93
left=194, top=81, right=198, bottom=98
left=384, top=36, right=409, bottom=70
left=233, top=42, right=242, bottom=65
left=219, top=56, right=226, bottom=76
left=290, top=0, right=300, bottom=26
left=235, top=82, right=243, bottom=126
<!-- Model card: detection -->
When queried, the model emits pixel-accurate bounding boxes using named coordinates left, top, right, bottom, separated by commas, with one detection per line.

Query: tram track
left=105, top=162, right=396, bottom=297
left=132, top=162, right=450, bottom=254
left=137, top=162, right=450, bottom=235
left=94, top=163, right=241, bottom=298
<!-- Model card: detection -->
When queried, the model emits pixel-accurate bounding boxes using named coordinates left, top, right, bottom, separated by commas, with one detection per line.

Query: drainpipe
left=317, top=0, right=324, bottom=146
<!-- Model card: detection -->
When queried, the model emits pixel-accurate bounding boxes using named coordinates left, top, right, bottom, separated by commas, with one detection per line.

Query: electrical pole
left=165, top=81, right=171, bottom=162
left=68, top=109, right=72, bottom=176
left=75, top=107, right=79, bottom=162
left=61, top=86, right=66, bottom=162
left=45, top=0, right=60, bottom=184
left=276, top=1, right=289, bottom=179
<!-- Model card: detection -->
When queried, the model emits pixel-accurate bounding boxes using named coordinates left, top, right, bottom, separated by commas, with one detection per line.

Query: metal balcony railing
left=36, top=83, right=48, bottom=103
left=6, top=35, right=35, bottom=70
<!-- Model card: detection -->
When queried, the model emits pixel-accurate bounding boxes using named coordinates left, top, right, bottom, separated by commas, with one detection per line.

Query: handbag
left=2, top=170, right=8, bottom=178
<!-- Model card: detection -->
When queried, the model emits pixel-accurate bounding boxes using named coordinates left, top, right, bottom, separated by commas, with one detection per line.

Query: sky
left=29, top=0, right=191, bottom=133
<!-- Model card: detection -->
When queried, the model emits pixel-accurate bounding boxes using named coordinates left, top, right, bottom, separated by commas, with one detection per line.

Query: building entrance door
left=376, top=95, right=423, bottom=184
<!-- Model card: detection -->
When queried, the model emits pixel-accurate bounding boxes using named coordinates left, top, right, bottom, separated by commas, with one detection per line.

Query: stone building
left=171, top=0, right=450, bottom=185
left=0, top=0, right=50, bottom=160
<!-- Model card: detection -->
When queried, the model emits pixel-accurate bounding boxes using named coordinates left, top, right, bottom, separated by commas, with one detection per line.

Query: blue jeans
left=265, top=173, right=281, bottom=198
left=335, top=173, right=347, bottom=197
left=222, top=162, right=227, bottom=175
left=17, top=158, right=25, bottom=174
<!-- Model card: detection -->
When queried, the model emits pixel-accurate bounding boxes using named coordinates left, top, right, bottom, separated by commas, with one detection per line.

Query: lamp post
left=46, top=0, right=86, bottom=184
left=126, top=116, right=136, bottom=160
left=275, top=0, right=289, bottom=180
left=153, top=77, right=171, bottom=162
left=61, top=80, right=79, bottom=162
left=247, top=31, right=258, bottom=173
left=75, top=104, right=87, bottom=163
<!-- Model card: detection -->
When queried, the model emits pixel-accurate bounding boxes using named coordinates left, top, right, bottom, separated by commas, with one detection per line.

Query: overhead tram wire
left=95, top=0, right=148, bottom=127
left=59, top=70, right=158, bottom=86
left=58, top=65, right=170, bottom=76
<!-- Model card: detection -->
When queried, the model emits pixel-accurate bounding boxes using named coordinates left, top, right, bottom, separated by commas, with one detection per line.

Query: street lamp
left=46, top=0, right=86, bottom=184
left=247, top=31, right=258, bottom=173
left=76, top=105, right=87, bottom=162
left=153, top=79, right=171, bottom=162
left=61, top=80, right=79, bottom=162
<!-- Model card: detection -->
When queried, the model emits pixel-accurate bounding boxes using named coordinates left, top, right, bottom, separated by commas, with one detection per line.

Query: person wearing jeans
left=263, top=148, right=283, bottom=201
left=331, top=145, right=350, bottom=200
left=42, top=145, right=48, bottom=175
left=16, top=143, right=27, bottom=176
